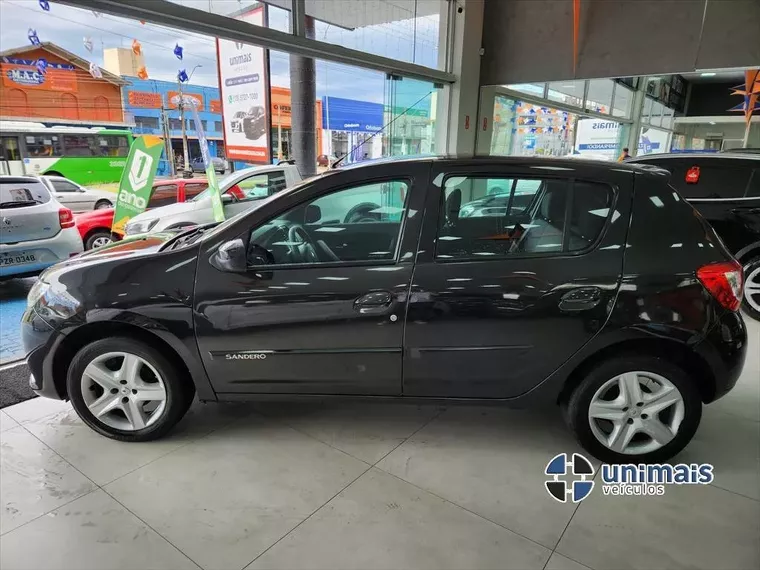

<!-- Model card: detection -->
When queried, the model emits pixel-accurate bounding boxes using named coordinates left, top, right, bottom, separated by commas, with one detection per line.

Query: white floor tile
left=377, top=406, right=592, bottom=549
left=248, top=467, right=550, bottom=570
left=1, top=427, right=96, bottom=535
left=0, top=489, right=198, bottom=570
left=545, top=553, right=593, bottom=570
left=105, top=415, right=368, bottom=570
left=557, top=483, right=760, bottom=570
left=0, top=410, right=20, bottom=432
left=25, top=401, right=253, bottom=485
left=2, top=397, right=70, bottom=424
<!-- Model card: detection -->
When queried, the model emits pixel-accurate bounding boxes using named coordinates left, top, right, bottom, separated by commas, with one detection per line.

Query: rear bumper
left=0, top=228, right=83, bottom=278
left=697, top=309, right=748, bottom=403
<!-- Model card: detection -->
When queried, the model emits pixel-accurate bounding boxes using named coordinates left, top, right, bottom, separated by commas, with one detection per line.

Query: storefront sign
left=210, top=99, right=222, bottom=113
left=216, top=5, right=270, bottom=163
left=127, top=91, right=162, bottom=109
left=574, top=119, right=621, bottom=159
left=167, top=90, right=203, bottom=111
left=322, top=96, right=383, bottom=133
left=112, top=135, right=164, bottom=235
left=1, top=62, right=77, bottom=92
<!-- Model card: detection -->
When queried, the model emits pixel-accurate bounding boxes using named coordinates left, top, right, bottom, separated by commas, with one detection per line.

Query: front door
left=49, top=178, right=93, bottom=212
left=193, top=164, right=428, bottom=395
left=404, top=162, right=629, bottom=398
left=0, top=137, right=25, bottom=176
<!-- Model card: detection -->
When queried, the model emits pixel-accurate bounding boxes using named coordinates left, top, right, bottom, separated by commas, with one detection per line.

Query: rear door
left=48, top=178, right=92, bottom=212
left=640, top=156, right=758, bottom=254
left=404, top=161, right=630, bottom=398
left=0, top=178, right=60, bottom=243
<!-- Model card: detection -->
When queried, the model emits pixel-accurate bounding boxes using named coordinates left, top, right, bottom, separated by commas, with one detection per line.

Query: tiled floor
left=1, top=319, right=758, bottom=570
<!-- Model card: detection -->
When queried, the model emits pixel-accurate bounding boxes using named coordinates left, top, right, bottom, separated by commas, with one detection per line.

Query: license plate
left=0, top=252, right=36, bottom=266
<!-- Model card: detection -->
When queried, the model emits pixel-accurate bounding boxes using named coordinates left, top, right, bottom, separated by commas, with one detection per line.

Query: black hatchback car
left=629, top=153, right=760, bottom=320
left=22, top=157, right=747, bottom=463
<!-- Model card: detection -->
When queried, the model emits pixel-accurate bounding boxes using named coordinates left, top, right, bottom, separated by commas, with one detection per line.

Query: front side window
left=437, top=176, right=611, bottom=259
left=231, top=170, right=287, bottom=203
left=248, top=179, right=409, bottom=266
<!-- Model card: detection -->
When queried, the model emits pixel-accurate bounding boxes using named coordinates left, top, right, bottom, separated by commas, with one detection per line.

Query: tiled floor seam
left=239, top=408, right=448, bottom=570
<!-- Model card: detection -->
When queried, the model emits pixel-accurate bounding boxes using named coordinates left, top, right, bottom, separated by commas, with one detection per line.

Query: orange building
left=270, top=86, right=323, bottom=159
left=0, top=42, right=127, bottom=125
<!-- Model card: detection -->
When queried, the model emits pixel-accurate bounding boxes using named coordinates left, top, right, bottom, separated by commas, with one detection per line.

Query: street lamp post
left=178, top=64, right=202, bottom=178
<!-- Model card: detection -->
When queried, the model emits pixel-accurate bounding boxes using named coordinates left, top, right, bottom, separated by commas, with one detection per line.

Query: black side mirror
left=210, top=238, right=247, bottom=273
left=305, top=204, right=321, bottom=224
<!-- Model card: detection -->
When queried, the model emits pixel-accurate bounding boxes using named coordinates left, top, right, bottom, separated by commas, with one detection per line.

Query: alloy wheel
left=91, top=236, right=112, bottom=248
left=80, top=351, right=167, bottom=431
left=745, top=264, right=760, bottom=315
left=587, top=371, right=685, bottom=455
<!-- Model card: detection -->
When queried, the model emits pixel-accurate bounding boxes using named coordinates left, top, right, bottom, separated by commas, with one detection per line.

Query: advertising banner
left=167, top=90, right=203, bottom=111
left=322, top=96, right=383, bottom=133
left=184, top=97, right=225, bottom=223
left=127, top=91, right=162, bottom=109
left=1, top=59, right=77, bottom=92
left=216, top=6, right=270, bottom=163
left=574, top=119, right=620, bottom=160
left=111, top=135, right=164, bottom=234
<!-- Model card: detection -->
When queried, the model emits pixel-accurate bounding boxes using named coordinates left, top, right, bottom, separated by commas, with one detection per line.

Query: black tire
left=84, top=230, right=112, bottom=250
left=565, top=355, right=702, bottom=464
left=67, top=337, right=195, bottom=442
left=94, top=199, right=112, bottom=210
left=741, top=257, right=760, bottom=321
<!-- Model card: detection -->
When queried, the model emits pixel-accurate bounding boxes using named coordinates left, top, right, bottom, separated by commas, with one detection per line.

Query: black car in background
left=629, top=153, right=760, bottom=319
left=22, top=157, right=747, bottom=464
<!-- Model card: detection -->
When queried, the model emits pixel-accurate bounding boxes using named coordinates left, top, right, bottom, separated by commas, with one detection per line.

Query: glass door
left=384, top=75, right=437, bottom=158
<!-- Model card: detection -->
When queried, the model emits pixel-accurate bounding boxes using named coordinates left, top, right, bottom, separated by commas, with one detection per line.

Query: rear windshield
left=0, top=179, right=51, bottom=207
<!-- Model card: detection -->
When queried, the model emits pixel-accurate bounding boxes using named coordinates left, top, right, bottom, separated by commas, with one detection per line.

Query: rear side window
left=0, top=179, right=51, bottom=206
left=147, top=184, right=178, bottom=208
left=184, top=183, right=209, bottom=199
left=645, top=158, right=751, bottom=199
left=436, top=176, right=612, bottom=260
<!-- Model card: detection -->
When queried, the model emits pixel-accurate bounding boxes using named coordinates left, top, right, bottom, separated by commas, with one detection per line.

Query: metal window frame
left=57, top=0, right=456, bottom=85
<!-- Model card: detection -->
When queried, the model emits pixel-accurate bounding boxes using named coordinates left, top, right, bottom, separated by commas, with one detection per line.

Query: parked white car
left=38, top=175, right=115, bottom=212
left=0, top=176, right=83, bottom=279
left=124, top=164, right=302, bottom=236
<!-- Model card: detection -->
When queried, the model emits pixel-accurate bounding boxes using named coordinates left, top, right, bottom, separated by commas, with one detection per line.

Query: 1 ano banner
left=112, top=135, right=164, bottom=234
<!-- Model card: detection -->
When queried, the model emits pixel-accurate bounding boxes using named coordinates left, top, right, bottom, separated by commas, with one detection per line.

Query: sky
left=0, top=0, right=440, bottom=106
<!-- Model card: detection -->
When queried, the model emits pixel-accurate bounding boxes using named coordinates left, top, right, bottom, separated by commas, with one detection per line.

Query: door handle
left=354, top=291, right=393, bottom=315
left=558, top=287, right=602, bottom=313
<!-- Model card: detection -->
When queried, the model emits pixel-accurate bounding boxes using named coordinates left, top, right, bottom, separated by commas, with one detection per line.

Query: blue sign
left=322, top=96, right=384, bottom=133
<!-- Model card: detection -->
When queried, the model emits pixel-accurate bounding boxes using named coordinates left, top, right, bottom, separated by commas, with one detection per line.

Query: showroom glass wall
left=487, top=78, right=635, bottom=160
left=3, top=1, right=450, bottom=167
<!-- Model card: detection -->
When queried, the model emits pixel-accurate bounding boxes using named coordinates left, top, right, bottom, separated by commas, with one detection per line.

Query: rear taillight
left=59, top=208, right=75, bottom=229
left=697, top=260, right=744, bottom=312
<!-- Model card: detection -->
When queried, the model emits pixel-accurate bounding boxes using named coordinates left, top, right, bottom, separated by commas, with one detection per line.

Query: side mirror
left=305, top=204, right=321, bottom=224
left=210, top=238, right=247, bottom=273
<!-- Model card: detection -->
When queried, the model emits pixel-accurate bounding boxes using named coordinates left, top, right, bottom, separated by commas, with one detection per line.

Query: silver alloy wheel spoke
left=745, top=266, right=760, bottom=313
left=80, top=352, right=167, bottom=432
left=588, top=370, right=685, bottom=455
left=92, top=237, right=111, bottom=248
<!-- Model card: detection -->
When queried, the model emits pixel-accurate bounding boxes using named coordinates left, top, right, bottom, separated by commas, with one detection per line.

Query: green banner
left=111, top=135, right=164, bottom=235
left=185, top=98, right=225, bottom=223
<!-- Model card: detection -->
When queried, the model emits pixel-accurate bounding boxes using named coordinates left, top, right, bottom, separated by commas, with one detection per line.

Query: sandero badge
left=545, top=453, right=595, bottom=503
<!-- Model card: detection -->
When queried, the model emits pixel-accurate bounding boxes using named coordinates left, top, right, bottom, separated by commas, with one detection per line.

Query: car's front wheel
left=566, top=356, right=701, bottom=463
left=742, top=258, right=760, bottom=321
left=67, top=337, right=195, bottom=441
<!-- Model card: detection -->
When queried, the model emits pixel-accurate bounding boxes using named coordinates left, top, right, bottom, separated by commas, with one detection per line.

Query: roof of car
left=629, top=153, right=760, bottom=162
left=335, top=154, right=664, bottom=176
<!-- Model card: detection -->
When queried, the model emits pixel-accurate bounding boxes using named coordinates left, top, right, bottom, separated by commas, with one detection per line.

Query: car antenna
left=330, top=89, right=435, bottom=169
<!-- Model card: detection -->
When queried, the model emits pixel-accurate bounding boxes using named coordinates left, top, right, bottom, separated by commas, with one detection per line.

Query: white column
left=435, top=0, right=485, bottom=156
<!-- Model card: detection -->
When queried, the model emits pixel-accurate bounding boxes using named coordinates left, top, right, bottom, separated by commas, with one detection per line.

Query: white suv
left=0, top=176, right=84, bottom=279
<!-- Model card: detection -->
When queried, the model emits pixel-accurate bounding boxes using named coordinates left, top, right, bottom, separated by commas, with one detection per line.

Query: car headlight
left=125, top=218, right=159, bottom=236
left=27, top=279, right=50, bottom=308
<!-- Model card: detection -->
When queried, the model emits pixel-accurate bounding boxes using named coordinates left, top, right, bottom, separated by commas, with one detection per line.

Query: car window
left=233, top=170, right=288, bottom=202
left=50, top=179, right=79, bottom=193
left=437, top=176, right=612, bottom=260
left=0, top=179, right=51, bottom=205
left=248, top=179, right=409, bottom=266
left=184, top=183, right=209, bottom=199
left=147, top=184, right=178, bottom=208
left=644, top=158, right=751, bottom=199
left=747, top=169, right=760, bottom=198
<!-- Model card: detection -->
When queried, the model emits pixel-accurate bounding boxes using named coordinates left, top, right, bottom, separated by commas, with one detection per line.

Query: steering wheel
left=286, top=224, right=320, bottom=263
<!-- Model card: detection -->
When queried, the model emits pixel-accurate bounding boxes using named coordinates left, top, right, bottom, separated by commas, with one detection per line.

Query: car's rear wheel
left=94, top=199, right=112, bottom=210
left=742, top=258, right=760, bottom=321
left=566, top=356, right=701, bottom=463
left=85, top=230, right=112, bottom=250
left=67, top=337, right=195, bottom=441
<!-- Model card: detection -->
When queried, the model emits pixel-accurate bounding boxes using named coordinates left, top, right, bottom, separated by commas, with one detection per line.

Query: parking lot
left=1, top=317, right=757, bottom=570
